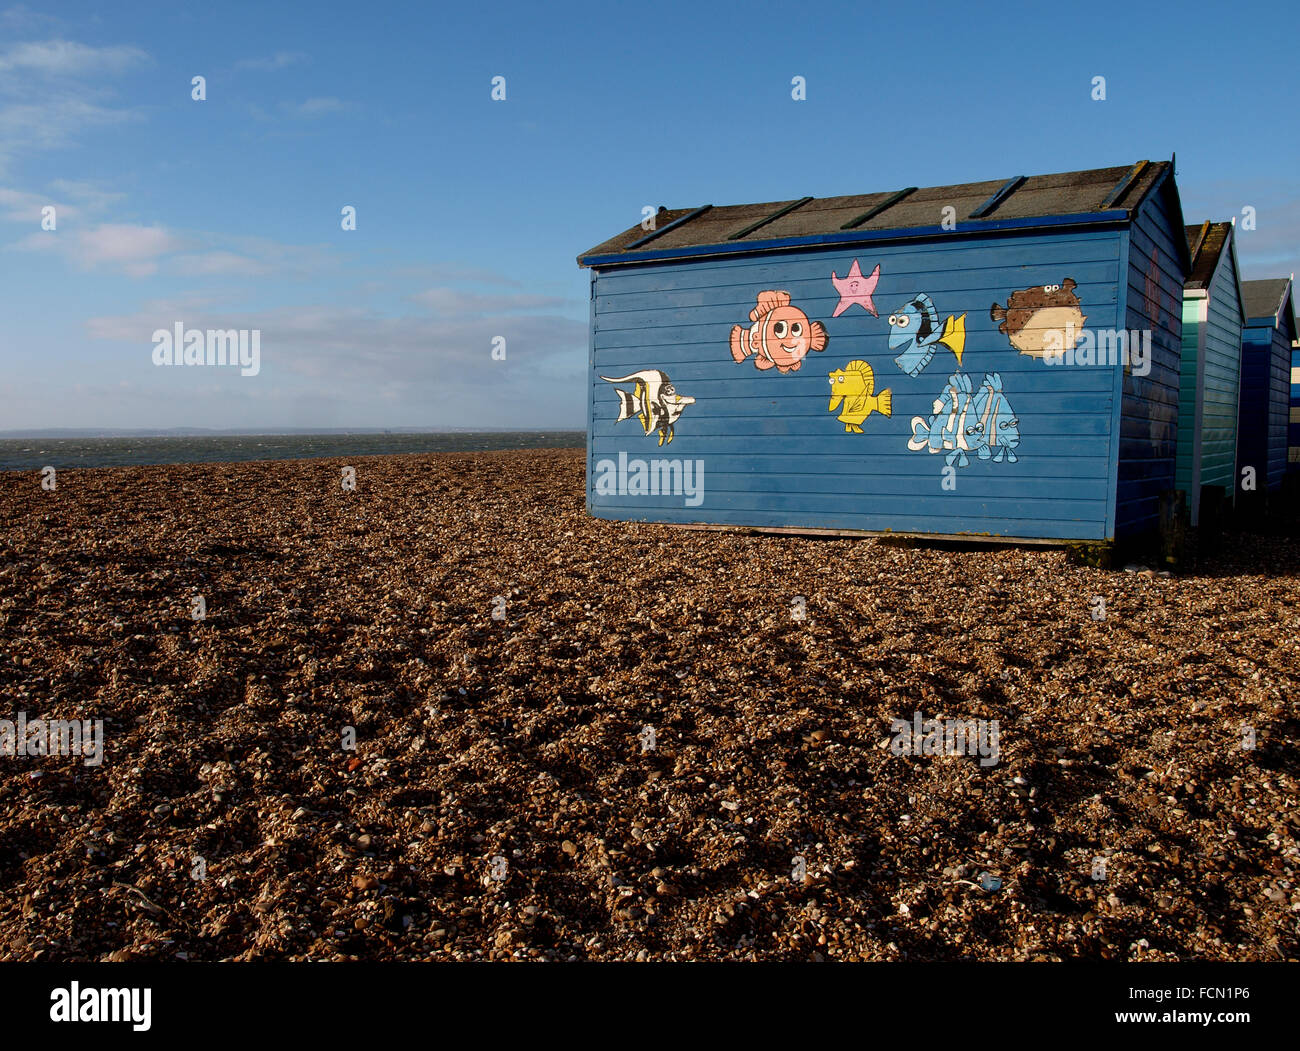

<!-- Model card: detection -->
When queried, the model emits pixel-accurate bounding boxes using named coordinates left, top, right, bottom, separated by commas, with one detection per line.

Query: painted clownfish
left=729, top=290, right=828, bottom=373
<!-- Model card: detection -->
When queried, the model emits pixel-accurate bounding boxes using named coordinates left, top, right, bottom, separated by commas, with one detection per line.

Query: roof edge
left=1279, top=280, right=1298, bottom=341
left=1183, top=221, right=1244, bottom=324
left=1134, top=160, right=1191, bottom=275
left=1243, top=277, right=1295, bottom=333
left=579, top=210, right=1132, bottom=268
left=1222, top=223, right=1247, bottom=326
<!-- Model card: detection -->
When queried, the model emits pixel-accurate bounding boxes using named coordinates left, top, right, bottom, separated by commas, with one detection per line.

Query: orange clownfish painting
left=729, top=290, right=828, bottom=373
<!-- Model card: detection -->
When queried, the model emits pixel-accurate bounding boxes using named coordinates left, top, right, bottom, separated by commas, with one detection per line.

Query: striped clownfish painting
left=729, top=290, right=828, bottom=374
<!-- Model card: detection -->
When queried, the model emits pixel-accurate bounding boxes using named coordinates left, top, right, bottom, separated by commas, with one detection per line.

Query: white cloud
left=13, top=222, right=186, bottom=276
left=14, top=286, right=587, bottom=429
left=0, top=39, right=148, bottom=76
left=234, top=51, right=305, bottom=72
left=397, top=262, right=524, bottom=288
left=77, top=296, right=585, bottom=427
left=49, top=178, right=124, bottom=211
left=200, top=233, right=338, bottom=277
left=0, top=185, right=48, bottom=222
left=0, top=96, right=142, bottom=152
left=0, top=39, right=148, bottom=173
left=85, top=299, right=588, bottom=390
left=0, top=178, right=122, bottom=223
left=412, top=288, right=575, bottom=317
left=279, top=96, right=352, bottom=118
left=0, top=6, right=63, bottom=31
left=8, top=221, right=338, bottom=279
left=1181, top=178, right=1300, bottom=282
left=171, top=251, right=272, bottom=277
left=68, top=223, right=181, bottom=268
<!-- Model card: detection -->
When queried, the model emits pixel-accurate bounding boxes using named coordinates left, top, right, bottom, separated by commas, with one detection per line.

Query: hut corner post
left=1197, top=484, right=1227, bottom=539
left=1158, top=489, right=1189, bottom=569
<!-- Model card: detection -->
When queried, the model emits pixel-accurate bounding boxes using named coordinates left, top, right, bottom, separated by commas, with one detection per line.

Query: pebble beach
left=0, top=448, right=1297, bottom=961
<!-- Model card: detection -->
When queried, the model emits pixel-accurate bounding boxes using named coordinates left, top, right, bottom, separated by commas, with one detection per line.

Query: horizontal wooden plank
left=594, top=230, right=1123, bottom=295
left=589, top=504, right=1108, bottom=541
left=596, top=279, right=1122, bottom=333
left=590, top=380, right=1117, bottom=410
left=666, top=522, right=1103, bottom=546
left=589, top=456, right=1110, bottom=487
left=596, top=260, right=1122, bottom=315
left=591, top=407, right=1117, bottom=431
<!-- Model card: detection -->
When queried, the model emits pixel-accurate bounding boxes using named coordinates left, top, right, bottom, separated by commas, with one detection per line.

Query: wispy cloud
left=85, top=301, right=585, bottom=400
left=0, top=179, right=124, bottom=223
left=14, top=223, right=185, bottom=276
left=0, top=186, right=50, bottom=222
left=82, top=296, right=588, bottom=427
left=396, top=262, right=525, bottom=288
left=0, top=5, right=62, bottom=31
left=412, top=288, right=576, bottom=318
left=49, top=178, right=125, bottom=212
left=0, top=38, right=148, bottom=173
left=9, top=221, right=339, bottom=279
left=234, top=50, right=306, bottom=72
left=170, top=250, right=274, bottom=277
left=0, top=97, right=142, bottom=155
left=170, top=236, right=336, bottom=278
left=279, top=96, right=353, bottom=118
left=1181, top=177, right=1300, bottom=281
left=0, top=39, right=148, bottom=76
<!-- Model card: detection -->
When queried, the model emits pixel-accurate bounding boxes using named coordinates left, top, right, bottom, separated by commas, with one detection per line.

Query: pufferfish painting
left=828, top=360, right=892, bottom=433
left=991, top=279, right=1087, bottom=358
left=729, top=290, right=828, bottom=373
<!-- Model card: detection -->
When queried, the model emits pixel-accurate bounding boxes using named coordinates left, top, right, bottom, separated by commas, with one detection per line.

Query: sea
left=0, top=432, right=586, bottom=472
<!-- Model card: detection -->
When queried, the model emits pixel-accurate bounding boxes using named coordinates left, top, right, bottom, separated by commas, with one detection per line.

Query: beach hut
left=1236, top=277, right=1296, bottom=498
left=577, top=160, right=1189, bottom=544
left=1293, top=317, right=1300, bottom=474
left=1177, top=221, right=1245, bottom=526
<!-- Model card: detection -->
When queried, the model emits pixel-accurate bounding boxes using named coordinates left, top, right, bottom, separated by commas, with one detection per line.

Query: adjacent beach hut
left=1178, top=221, right=1245, bottom=526
left=578, top=160, right=1189, bottom=543
left=1236, top=277, right=1296, bottom=496
left=1293, top=306, right=1300, bottom=474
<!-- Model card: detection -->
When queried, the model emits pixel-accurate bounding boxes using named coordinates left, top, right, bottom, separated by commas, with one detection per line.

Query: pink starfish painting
left=830, top=260, right=881, bottom=318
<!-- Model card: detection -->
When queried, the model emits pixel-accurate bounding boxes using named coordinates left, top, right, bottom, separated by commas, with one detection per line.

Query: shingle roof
left=1241, top=278, right=1292, bottom=322
left=1184, top=221, right=1234, bottom=291
left=579, top=160, right=1176, bottom=267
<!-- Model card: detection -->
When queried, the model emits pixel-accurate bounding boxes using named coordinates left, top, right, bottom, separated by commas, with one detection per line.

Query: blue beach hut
left=578, top=160, right=1190, bottom=544
left=1236, top=277, right=1296, bottom=498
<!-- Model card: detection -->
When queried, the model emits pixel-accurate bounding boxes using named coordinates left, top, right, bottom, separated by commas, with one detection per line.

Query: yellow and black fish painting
left=601, top=369, right=695, bottom=446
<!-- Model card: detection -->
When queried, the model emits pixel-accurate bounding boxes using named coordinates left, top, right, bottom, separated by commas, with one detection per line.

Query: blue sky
left=1, top=0, right=1296, bottom=433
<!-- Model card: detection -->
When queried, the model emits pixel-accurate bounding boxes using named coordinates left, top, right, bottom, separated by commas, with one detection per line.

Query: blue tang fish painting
left=908, top=372, right=976, bottom=466
left=888, top=294, right=968, bottom=377
left=907, top=371, right=1021, bottom=468
left=967, top=373, right=1020, bottom=463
